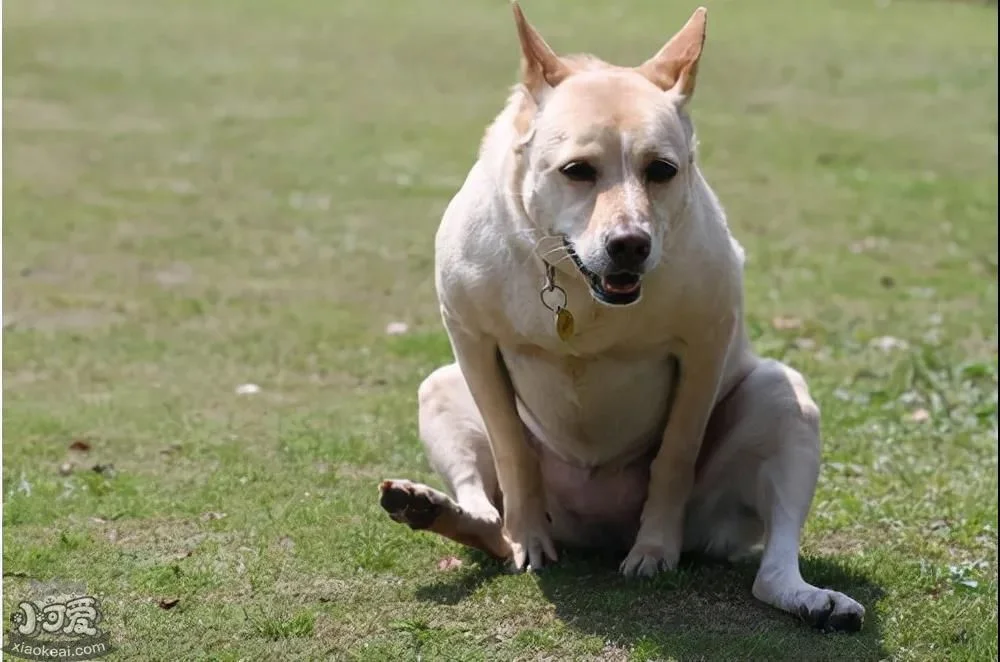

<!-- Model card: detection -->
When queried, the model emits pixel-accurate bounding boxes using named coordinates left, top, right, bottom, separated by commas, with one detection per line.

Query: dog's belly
left=530, top=424, right=654, bottom=549
left=499, top=344, right=674, bottom=546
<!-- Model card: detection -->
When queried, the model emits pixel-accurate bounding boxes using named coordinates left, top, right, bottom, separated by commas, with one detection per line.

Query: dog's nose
left=605, top=229, right=652, bottom=271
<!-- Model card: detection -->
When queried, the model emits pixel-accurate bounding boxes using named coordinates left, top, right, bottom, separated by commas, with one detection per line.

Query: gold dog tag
left=555, top=307, right=575, bottom=341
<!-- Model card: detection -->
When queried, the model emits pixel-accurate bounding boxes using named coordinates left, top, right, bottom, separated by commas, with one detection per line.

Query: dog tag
left=555, top=307, right=575, bottom=341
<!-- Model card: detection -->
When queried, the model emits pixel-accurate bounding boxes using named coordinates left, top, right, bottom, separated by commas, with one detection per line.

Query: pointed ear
left=636, top=7, right=707, bottom=101
left=511, top=2, right=571, bottom=97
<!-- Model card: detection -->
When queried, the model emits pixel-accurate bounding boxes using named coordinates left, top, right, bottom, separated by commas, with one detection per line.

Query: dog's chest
left=499, top=338, right=676, bottom=466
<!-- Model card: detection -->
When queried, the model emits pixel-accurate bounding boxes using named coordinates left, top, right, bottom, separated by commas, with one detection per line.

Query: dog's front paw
left=619, top=541, right=679, bottom=578
left=504, top=504, right=557, bottom=572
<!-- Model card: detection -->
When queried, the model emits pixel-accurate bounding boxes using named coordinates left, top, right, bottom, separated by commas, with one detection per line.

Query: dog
left=378, top=3, right=865, bottom=632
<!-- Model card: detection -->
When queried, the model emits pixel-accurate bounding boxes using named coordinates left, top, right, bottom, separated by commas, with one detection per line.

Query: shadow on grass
left=416, top=548, right=886, bottom=662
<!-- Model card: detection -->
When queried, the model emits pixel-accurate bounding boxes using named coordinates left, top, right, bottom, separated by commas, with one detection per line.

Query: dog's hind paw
left=795, top=589, right=865, bottom=633
left=378, top=479, right=452, bottom=530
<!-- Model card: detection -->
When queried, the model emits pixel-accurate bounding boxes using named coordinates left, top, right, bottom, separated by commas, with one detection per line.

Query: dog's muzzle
left=563, top=238, right=643, bottom=306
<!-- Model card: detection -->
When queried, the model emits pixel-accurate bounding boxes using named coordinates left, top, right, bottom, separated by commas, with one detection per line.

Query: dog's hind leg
left=379, top=363, right=510, bottom=559
left=746, top=360, right=865, bottom=631
left=688, top=358, right=865, bottom=632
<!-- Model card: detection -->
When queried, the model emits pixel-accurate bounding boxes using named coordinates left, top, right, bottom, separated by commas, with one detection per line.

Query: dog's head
left=510, top=4, right=707, bottom=306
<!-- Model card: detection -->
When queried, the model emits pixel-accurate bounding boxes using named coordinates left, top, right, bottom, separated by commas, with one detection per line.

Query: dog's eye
left=559, top=161, right=598, bottom=183
left=645, top=159, right=678, bottom=184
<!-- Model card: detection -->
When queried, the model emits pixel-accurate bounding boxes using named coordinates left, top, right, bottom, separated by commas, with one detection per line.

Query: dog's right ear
left=511, top=2, right=571, bottom=99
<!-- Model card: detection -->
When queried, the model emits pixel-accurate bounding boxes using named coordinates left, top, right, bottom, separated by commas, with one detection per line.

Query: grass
left=2, top=0, right=997, bottom=659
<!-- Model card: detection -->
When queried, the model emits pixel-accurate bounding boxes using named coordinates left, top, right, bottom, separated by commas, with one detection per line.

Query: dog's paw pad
left=378, top=479, right=449, bottom=530
left=797, top=590, right=865, bottom=633
left=824, top=607, right=864, bottom=633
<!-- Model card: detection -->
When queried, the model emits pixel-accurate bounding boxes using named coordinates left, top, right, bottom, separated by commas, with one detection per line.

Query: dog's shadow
left=416, top=548, right=886, bottom=661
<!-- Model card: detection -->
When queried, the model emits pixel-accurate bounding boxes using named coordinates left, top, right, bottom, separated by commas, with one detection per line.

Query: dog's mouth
left=563, top=239, right=642, bottom=306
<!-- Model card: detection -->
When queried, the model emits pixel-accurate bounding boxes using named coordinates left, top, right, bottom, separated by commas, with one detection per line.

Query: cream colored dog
left=379, top=4, right=865, bottom=632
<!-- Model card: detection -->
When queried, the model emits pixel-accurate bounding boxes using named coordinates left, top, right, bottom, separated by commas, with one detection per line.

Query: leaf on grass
left=436, top=556, right=463, bottom=571
left=771, top=316, right=802, bottom=331
left=928, top=519, right=950, bottom=532
left=69, top=439, right=92, bottom=452
left=849, top=236, right=889, bottom=254
left=158, top=597, right=180, bottom=610
left=871, top=336, right=909, bottom=352
left=91, top=463, right=117, bottom=477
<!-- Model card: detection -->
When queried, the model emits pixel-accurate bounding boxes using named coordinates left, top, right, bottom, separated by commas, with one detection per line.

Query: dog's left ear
left=636, top=7, right=707, bottom=103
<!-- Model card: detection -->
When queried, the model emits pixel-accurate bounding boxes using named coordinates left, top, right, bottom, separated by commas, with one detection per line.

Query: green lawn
left=2, top=0, right=997, bottom=660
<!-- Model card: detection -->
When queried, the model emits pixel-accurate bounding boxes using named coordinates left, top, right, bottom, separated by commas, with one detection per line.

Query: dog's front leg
left=621, top=313, right=737, bottom=578
left=442, top=312, right=557, bottom=571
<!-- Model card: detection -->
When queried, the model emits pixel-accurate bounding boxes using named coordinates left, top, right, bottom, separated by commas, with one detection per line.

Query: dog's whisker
left=540, top=249, right=573, bottom=267
left=539, top=245, right=569, bottom=261
left=547, top=254, right=575, bottom=269
left=511, top=228, right=546, bottom=238
left=534, top=236, right=563, bottom=248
